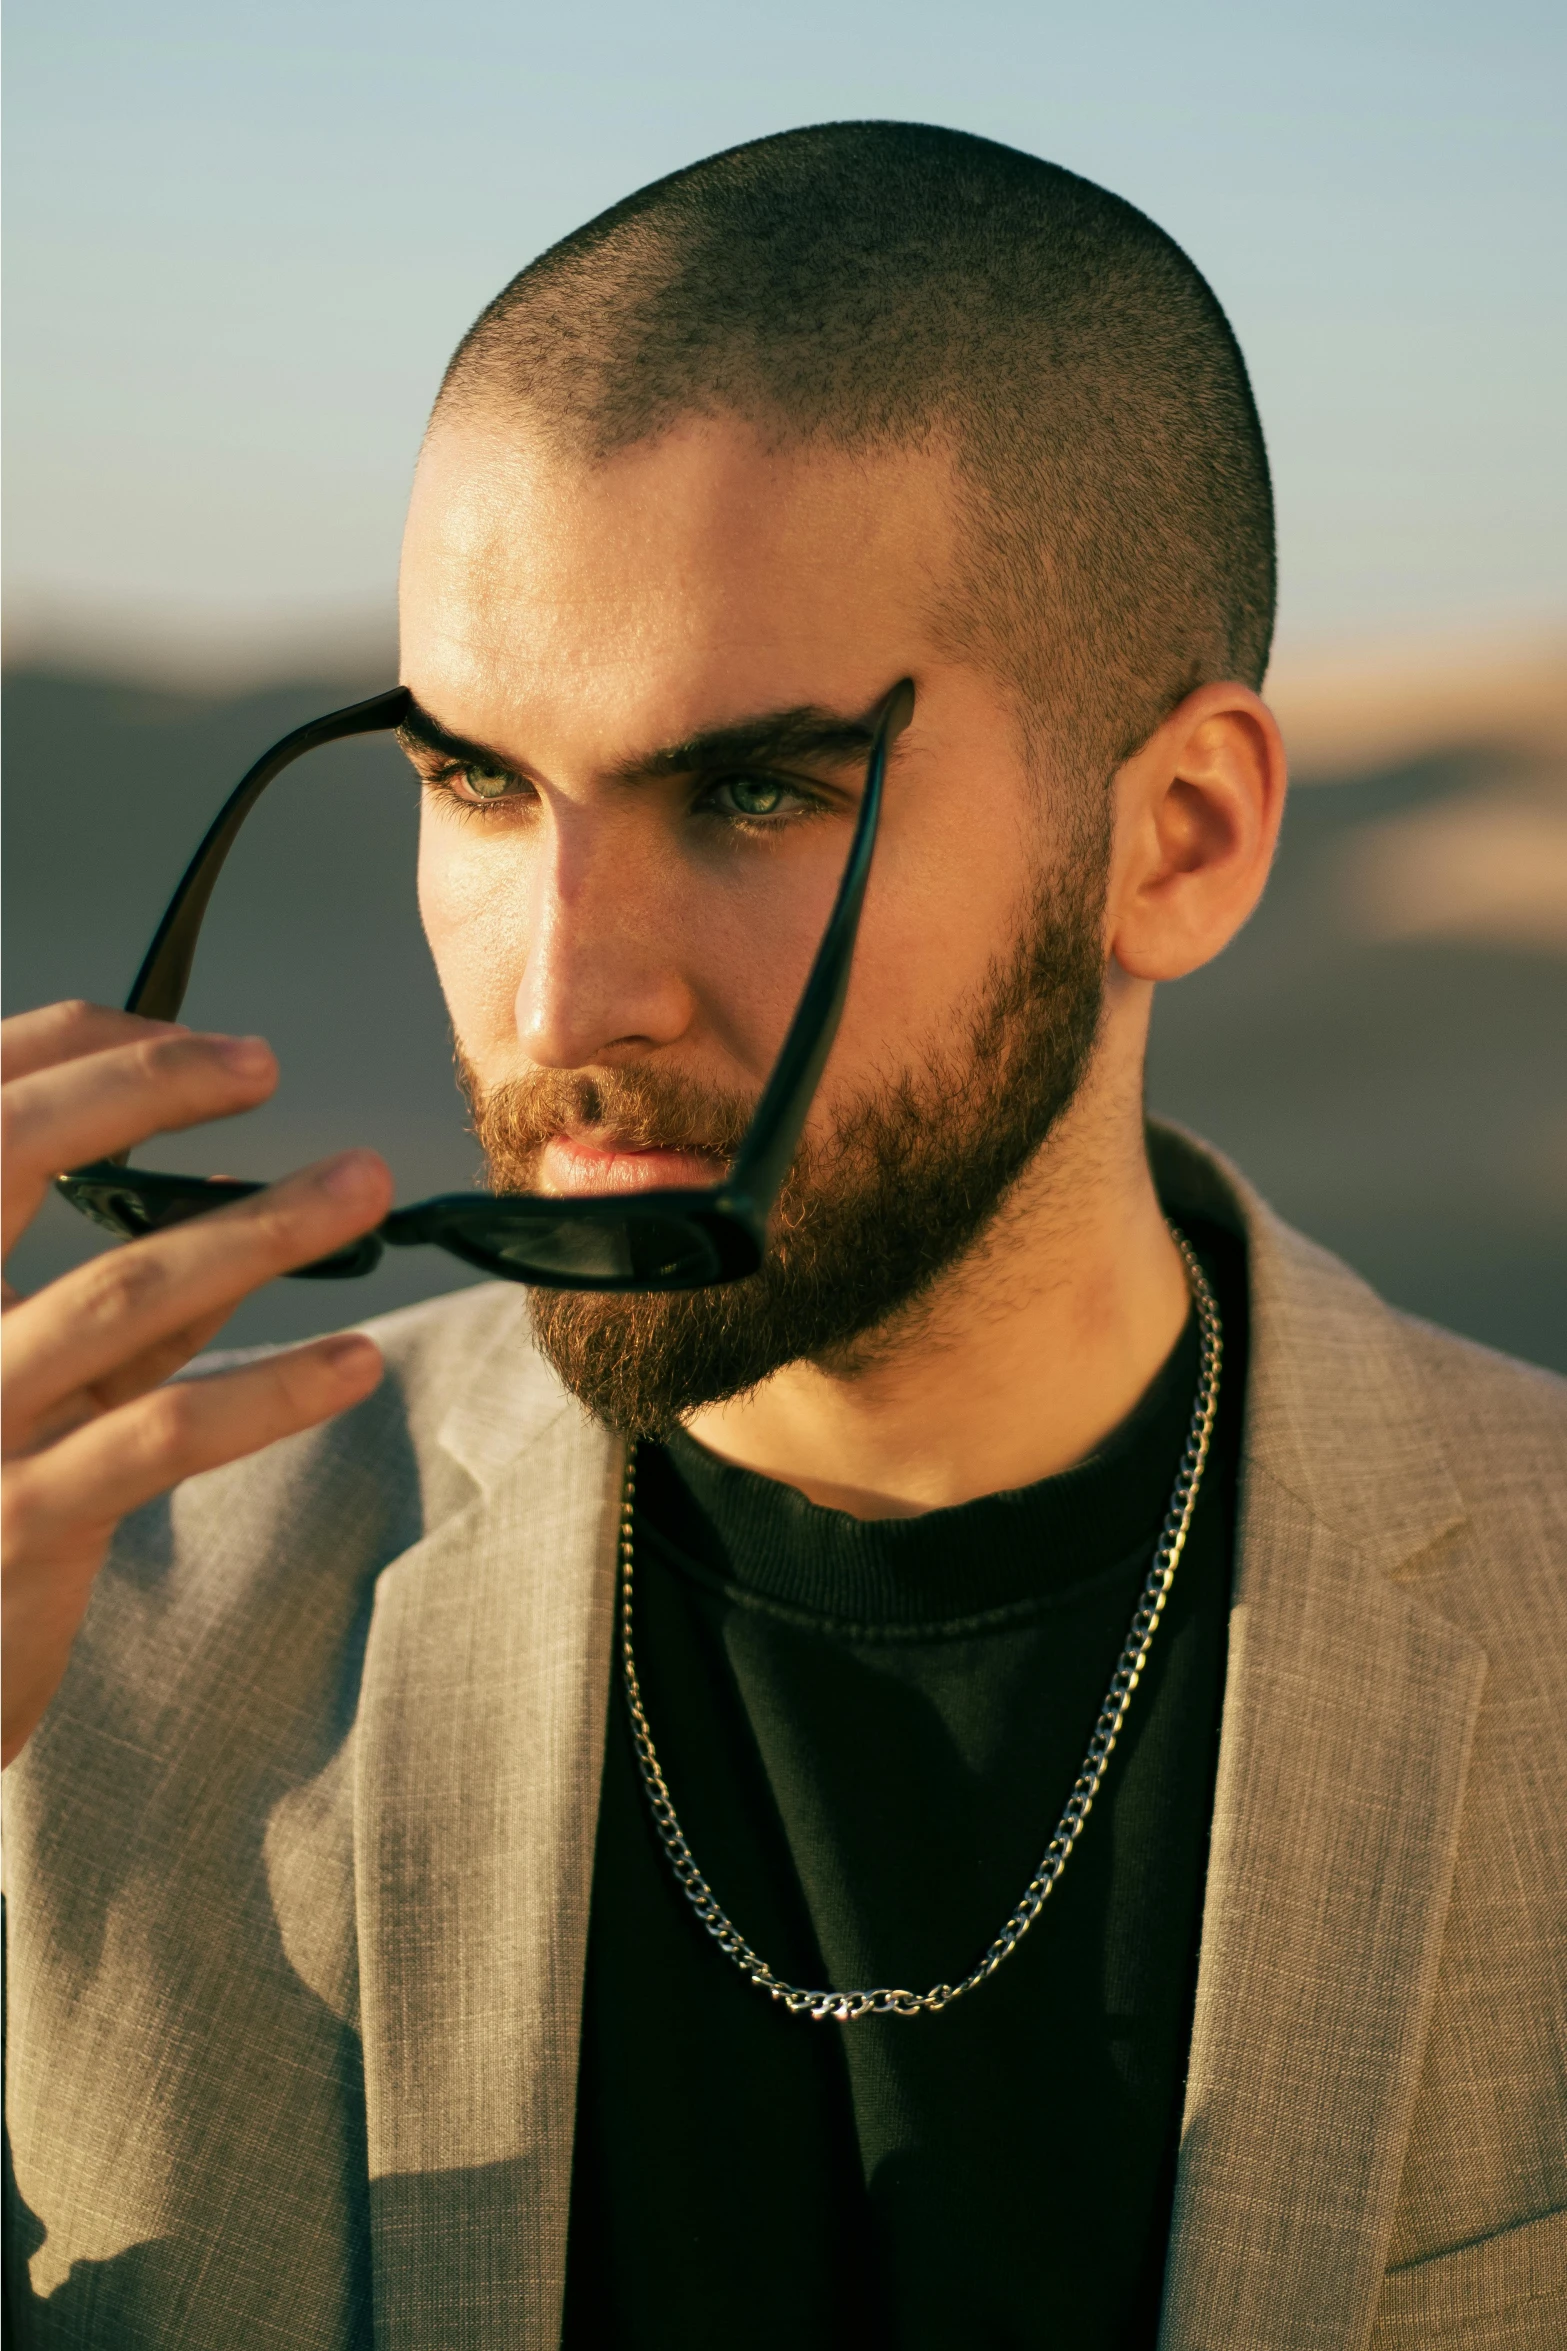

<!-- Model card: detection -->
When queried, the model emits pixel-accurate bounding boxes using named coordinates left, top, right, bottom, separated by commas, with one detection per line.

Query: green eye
left=462, top=767, right=515, bottom=802
left=721, top=775, right=786, bottom=817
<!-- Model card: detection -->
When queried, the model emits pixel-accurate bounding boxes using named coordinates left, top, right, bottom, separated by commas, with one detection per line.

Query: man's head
left=398, top=123, right=1284, bottom=1430
left=434, top=120, right=1274, bottom=788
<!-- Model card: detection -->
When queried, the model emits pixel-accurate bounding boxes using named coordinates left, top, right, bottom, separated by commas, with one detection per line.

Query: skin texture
left=402, top=413, right=1286, bottom=1514
left=0, top=1004, right=391, bottom=1765
left=0, top=404, right=1283, bottom=1765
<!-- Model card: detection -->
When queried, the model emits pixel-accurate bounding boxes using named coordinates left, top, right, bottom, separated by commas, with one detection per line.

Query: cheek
left=416, top=815, right=532, bottom=1060
left=812, top=795, right=1031, bottom=1110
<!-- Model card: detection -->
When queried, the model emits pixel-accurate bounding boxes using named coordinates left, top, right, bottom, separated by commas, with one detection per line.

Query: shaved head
left=435, top=119, right=1275, bottom=787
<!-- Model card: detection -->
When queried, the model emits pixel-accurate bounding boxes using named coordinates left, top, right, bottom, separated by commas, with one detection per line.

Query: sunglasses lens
left=442, top=1208, right=725, bottom=1290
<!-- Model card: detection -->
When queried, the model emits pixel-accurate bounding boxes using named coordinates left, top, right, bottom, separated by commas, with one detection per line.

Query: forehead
left=398, top=412, right=958, bottom=757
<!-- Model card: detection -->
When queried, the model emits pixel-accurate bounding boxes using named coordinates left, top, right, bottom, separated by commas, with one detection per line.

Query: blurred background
left=5, top=0, right=1564, bottom=1367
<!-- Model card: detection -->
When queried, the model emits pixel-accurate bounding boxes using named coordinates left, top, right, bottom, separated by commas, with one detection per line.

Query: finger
left=3, top=1149, right=393, bottom=1437
left=23, top=1303, right=236, bottom=1448
left=83, top=1304, right=237, bottom=1416
left=1, top=1002, right=188, bottom=1086
left=4, top=1027, right=276, bottom=1182
left=2, top=1331, right=385, bottom=1763
left=9, top=1332, right=384, bottom=1538
left=2, top=1030, right=277, bottom=1258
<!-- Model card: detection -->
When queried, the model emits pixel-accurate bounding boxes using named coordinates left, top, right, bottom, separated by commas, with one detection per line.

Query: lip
left=540, top=1133, right=728, bottom=1197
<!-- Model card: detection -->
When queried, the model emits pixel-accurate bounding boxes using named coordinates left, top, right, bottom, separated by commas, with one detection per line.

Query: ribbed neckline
left=646, top=1306, right=1202, bottom=1631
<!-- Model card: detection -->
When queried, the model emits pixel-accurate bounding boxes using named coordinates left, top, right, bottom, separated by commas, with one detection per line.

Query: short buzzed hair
left=438, top=121, right=1275, bottom=785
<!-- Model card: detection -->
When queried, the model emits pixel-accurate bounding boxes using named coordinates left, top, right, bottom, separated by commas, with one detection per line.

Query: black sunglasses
left=58, top=678, right=916, bottom=1292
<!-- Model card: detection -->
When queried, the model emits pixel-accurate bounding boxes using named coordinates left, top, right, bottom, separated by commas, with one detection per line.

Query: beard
left=464, top=826, right=1110, bottom=1433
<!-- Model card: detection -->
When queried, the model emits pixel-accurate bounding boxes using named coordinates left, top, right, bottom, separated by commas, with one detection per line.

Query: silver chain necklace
left=617, top=1224, right=1222, bottom=2024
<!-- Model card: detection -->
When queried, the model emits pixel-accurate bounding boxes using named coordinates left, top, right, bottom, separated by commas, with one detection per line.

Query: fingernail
left=316, top=1150, right=384, bottom=1203
left=319, top=1334, right=380, bottom=1381
left=217, top=1035, right=273, bottom=1076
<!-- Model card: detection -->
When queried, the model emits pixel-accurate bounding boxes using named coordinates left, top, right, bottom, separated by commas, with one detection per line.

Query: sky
left=5, top=0, right=1564, bottom=679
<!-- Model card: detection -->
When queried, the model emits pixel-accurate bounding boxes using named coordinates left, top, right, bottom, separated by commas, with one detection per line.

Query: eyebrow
left=396, top=696, right=880, bottom=784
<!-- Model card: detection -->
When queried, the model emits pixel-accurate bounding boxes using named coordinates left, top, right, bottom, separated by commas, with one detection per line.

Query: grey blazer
left=5, top=1125, right=1565, bottom=2350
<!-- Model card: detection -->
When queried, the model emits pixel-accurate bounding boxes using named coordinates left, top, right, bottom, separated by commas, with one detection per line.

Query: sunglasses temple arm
left=124, top=686, right=413, bottom=1023
left=726, top=680, right=914, bottom=1216
left=112, top=672, right=906, bottom=1219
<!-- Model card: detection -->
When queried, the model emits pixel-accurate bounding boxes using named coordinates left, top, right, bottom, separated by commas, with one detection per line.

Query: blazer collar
left=1151, top=1120, right=1466, bottom=1564
left=356, top=1316, right=624, bottom=2351
left=433, top=1286, right=570, bottom=1494
left=1150, top=1122, right=1487, bottom=2350
left=433, top=1124, right=1470, bottom=1551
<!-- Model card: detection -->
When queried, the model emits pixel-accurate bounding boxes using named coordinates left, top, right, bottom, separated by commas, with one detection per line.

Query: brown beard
left=464, top=830, right=1109, bottom=1432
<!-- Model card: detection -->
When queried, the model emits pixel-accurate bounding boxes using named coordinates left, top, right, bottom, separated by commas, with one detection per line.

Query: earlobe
left=1107, top=684, right=1287, bottom=984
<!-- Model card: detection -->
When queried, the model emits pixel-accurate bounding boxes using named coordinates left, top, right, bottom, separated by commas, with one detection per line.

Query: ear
left=1106, top=682, right=1287, bottom=982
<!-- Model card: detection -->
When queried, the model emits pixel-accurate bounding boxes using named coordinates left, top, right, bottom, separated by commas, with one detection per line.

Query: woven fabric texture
left=4, top=1124, right=1564, bottom=2351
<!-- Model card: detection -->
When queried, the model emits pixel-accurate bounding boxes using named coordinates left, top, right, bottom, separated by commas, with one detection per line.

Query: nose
left=514, top=800, right=696, bottom=1070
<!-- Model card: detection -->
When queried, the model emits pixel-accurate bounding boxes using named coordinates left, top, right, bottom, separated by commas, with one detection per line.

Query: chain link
left=618, top=1224, right=1222, bottom=2023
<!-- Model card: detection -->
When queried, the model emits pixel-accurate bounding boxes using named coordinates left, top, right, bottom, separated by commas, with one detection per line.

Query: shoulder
left=1152, top=1111, right=1565, bottom=1450
left=1260, top=1214, right=1566, bottom=1564
left=25, top=1283, right=573, bottom=1779
left=1381, top=1308, right=1566, bottom=1661
left=1391, top=1306, right=1567, bottom=1469
left=182, top=1278, right=554, bottom=1547
left=1151, top=1116, right=1565, bottom=1627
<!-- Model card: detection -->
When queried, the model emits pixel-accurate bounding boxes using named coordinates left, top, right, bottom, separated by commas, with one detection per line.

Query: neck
left=685, top=1025, right=1190, bottom=1518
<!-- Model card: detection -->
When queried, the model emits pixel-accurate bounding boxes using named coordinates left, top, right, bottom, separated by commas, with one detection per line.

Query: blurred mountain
left=4, top=652, right=1564, bottom=1369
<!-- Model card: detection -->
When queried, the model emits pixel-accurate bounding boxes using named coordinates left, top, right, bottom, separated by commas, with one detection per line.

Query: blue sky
left=5, top=0, right=1563, bottom=673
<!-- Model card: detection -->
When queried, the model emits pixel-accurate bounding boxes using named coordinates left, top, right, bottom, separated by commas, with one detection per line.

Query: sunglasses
left=57, top=678, right=916, bottom=1292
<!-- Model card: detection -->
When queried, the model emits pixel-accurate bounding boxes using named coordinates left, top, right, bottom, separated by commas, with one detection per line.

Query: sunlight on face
left=398, top=412, right=1065, bottom=1147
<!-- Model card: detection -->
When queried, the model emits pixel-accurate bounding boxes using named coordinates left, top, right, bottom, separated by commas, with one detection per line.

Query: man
left=3, top=121, right=1563, bottom=2351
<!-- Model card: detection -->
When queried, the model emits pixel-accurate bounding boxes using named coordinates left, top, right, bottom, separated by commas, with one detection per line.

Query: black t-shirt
left=563, top=1222, right=1245, bottom=2350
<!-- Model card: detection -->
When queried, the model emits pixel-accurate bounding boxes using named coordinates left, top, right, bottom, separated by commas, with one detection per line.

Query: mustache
left=458, top=1054, right=760, bottom=1170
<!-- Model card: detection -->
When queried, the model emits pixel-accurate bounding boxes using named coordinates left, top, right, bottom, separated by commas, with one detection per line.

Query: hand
left=1, top=1001, right=394, bottom=1767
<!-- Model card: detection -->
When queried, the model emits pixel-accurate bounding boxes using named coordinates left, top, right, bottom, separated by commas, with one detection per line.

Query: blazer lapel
left=352, top=1322, right=624, bottom=2351
left=1153, top=1132, right=1488, bottom=2350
